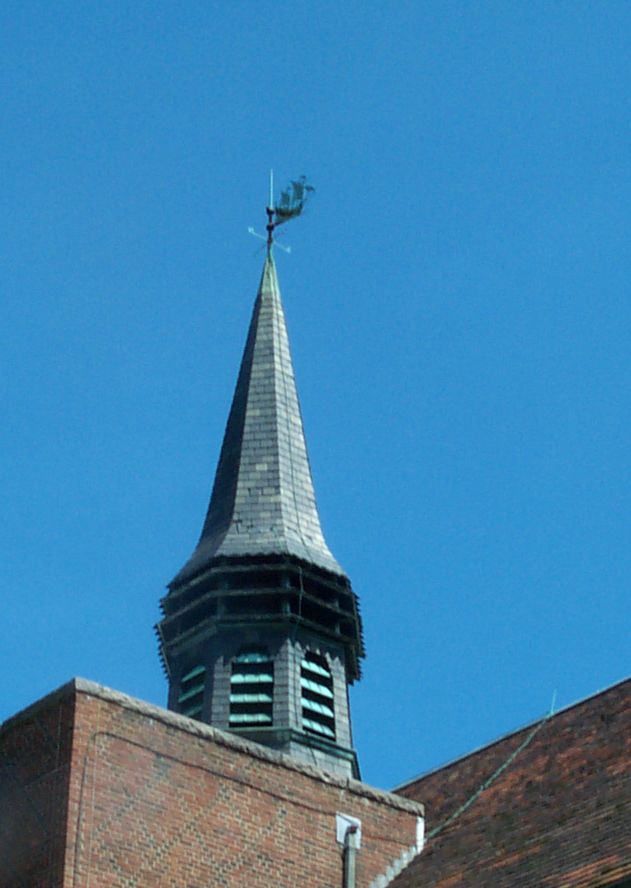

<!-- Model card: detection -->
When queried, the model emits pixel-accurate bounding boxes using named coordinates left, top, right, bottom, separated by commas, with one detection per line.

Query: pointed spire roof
left=172, top=254, right=344, bottom=586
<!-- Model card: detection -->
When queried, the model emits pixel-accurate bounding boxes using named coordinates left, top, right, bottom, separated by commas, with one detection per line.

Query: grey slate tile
left=172, top=254, right=345, bottom=586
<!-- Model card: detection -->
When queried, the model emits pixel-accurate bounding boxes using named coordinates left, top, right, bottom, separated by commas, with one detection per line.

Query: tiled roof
left=392, top=676, right=631, bottom=887
left=172, top=253, right=344, bottom=586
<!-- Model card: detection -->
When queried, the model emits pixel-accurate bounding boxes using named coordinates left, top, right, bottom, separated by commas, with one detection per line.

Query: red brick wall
left=0, top=691, right=74, bottom=888
left=59, top=681, right=422, bottom=888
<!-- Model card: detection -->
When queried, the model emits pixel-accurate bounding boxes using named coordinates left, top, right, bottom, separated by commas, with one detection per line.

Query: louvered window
left=229, top=649, right=274, bottom=727
left=301, top=652, right=335, bottom=739
left=178, top=664, right=205, bottom=719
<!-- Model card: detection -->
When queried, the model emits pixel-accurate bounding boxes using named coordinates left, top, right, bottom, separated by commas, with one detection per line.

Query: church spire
left=172, top=252, right=343, bottom=586
left=158, top=181, right=363, bottom=777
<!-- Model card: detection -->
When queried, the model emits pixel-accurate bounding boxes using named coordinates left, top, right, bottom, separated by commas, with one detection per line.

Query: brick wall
left=2, top=680, right=423, bottom=888
left=0, top=690, right=74, bottom=888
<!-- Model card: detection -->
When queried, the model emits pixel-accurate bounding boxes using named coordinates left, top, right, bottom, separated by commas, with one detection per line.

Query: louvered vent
left=229, top=649, right=274, bottom=727
left=301, top=652, right=335, bottom=739
left=178, top=664, right=205, bottom=719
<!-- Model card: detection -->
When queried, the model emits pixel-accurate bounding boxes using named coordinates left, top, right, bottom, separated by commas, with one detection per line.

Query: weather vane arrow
left=248, top=170, right=315, bottom=254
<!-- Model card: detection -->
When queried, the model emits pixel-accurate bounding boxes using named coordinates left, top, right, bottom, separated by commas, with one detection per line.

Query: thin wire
left=427, top=711, right=552, bottom=841
left=290, top=565, right=305, bottom=645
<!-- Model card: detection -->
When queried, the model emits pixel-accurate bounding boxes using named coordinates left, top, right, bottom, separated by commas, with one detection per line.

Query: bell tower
left=157, top=191, right=364, bottom=777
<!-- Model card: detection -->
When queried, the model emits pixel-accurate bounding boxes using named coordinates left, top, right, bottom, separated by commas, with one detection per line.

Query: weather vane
left=248, top=170, right=315, bottom=254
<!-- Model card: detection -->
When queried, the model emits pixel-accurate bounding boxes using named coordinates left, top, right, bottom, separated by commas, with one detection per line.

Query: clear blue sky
left=2, top=2, right=630, bottom=788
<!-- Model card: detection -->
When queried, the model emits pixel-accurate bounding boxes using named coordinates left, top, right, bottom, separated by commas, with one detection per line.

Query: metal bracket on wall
left=336, top=813, right=362, bottom=848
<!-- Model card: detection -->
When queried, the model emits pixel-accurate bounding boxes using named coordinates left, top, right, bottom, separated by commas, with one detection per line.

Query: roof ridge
left=393, top=673, right=631, bottom=792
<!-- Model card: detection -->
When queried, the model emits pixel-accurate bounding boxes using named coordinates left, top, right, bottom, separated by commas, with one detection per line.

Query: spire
left=159, top=204, right=364, bottom=776
left=172, top=253, right=344, bottom=586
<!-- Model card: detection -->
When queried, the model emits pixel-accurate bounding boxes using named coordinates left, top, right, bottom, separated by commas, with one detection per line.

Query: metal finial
left=248, top=172, right=314, bottom=254
left=266, top=168, right=275, bottom=251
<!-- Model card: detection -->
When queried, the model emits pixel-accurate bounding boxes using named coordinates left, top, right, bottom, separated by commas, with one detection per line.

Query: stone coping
left=2, top=677, right=423, bottom=817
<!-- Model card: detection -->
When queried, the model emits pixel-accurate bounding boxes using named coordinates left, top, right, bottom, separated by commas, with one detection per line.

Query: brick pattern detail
left=392, top=677, right=631, bottom=888
left=2, top=681, right=422, bottom=888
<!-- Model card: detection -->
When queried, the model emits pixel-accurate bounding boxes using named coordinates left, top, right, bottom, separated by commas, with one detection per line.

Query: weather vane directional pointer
left=248, top=170, right=315, bottom=255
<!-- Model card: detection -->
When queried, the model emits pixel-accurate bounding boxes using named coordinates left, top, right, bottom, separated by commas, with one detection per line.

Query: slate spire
left=172, top=252, right=343, bottom=585
left=158, top=188, right=363, bottom=777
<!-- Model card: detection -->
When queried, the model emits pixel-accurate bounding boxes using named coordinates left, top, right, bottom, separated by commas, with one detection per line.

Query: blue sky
left=2, top=1, right=630, bottom=788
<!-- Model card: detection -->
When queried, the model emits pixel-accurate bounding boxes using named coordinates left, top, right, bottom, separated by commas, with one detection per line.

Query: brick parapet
left=66, top=680, right=422, bottom=887
left=69, top=677, right=421, bottom=814
left=2, top=679, right=423, bottom=888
